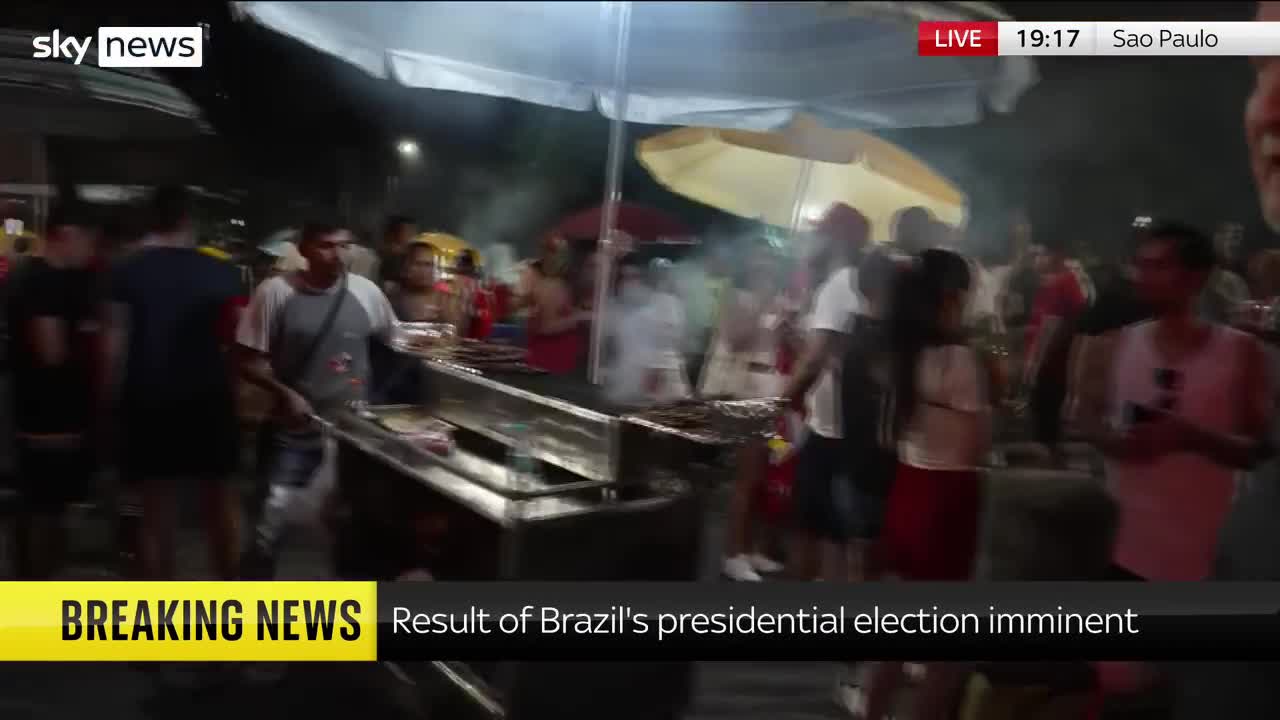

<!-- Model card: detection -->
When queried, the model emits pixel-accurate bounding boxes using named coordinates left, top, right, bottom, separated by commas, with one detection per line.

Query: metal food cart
left=324, top=331, right=772, bottom=720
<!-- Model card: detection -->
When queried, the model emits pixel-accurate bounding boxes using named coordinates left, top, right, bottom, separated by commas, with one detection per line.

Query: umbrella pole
left=588, top=1, right=634, bottom=385
left=786, top=159, right=815, bottom=245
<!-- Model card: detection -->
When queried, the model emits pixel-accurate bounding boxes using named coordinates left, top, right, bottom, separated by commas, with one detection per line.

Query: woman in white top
left=705, top=240, right=790, bottom=582
left=605, top=258, right=691, bottom=407
left=862, top=248, right=990, bottom=720
left=699, top=241, right=786, bottom=400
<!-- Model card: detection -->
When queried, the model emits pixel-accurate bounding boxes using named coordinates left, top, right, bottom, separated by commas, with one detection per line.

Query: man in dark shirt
left=1077, top=260, right=1151, bottom=337
left=8, top=201, right=99, bottom=578
left=105, top=186, right=243, bottom=581
left=378, top=215, right=416, bottom=293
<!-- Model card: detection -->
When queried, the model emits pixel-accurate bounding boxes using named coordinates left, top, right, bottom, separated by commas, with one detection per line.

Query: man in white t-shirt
left=780, top=203, right=870, bottom=581
left=967, top=250, right=1012, bottom=334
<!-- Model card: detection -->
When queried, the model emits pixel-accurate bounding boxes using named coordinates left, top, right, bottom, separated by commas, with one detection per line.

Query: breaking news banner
left=917, top=21, right=1280, bottom=57
left=3, top=582, right=1280, bottom=661
left=0, top=582, right=376, bottom=662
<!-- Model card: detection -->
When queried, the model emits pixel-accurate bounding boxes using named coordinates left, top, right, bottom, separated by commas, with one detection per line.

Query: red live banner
left=918, top=22, right=999, bottom=57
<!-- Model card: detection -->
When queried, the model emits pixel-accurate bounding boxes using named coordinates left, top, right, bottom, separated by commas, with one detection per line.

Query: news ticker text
left=4, top=582, right=1280, bottom=661
left=919, top=21, right=1280, bottom=56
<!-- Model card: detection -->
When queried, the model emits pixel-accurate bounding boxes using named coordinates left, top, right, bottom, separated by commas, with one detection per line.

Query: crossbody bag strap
left=278, top=272, right=349, bottom=389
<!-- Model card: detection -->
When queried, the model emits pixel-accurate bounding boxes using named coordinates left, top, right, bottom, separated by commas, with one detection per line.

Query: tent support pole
left=588, top=0, right=633, bottom=386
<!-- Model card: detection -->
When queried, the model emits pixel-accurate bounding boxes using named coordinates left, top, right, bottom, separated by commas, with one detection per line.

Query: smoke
left=668, top=222, right=784, bottom=353
left=452, top=166, right=576, bottom=280
left=882, top=56, right=1258, bottom=258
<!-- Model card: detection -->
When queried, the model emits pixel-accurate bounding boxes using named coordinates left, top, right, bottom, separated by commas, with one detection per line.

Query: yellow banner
left=0, top=582, right=377, bottom=661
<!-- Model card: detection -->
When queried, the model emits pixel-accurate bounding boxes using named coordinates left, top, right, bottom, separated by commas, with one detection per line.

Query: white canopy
left=0, top=29, right=209, bottom=138
left=235, top=1, right=1036, bottom=131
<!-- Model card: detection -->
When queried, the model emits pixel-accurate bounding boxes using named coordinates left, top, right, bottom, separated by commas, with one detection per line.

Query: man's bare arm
left=782, top=329, right=842, bottom=404
left=1175, top=336, right=1273, bottom=470
left=235, top=344, right=311, bottom=422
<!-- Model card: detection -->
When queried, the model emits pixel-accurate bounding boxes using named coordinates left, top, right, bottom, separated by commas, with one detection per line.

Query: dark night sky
left=1, top=1, right=1270, bottom=253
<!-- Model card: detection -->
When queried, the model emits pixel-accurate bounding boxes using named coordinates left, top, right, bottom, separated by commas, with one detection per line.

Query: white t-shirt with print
left=805, top=266, right=861, bottom=438
left=236, top=272, right=397, bottom=413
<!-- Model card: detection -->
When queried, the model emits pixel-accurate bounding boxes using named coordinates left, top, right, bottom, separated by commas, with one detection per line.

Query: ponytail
left=886, top=248, right=972, bottom=432
left=888, top=260, right=932, bottom=433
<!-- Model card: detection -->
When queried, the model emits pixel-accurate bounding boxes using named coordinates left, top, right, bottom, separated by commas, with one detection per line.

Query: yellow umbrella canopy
left=0, top=230, right=41, bottom=256
left=636, top=115, right=966, bottom=243
left=414, top=232, right=482, bottom=266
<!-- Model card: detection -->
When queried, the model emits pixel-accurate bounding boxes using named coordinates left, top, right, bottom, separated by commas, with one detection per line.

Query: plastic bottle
left=504, top=422, right=540, bottom=498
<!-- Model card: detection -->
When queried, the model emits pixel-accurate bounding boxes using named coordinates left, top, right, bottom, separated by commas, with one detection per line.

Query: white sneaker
left=748, top=553, right=784, bottom=574
left=722, top=555, right=762, bottom=582
left=835, top=679, right=892, bottom=719
left=834, top=679, right=865, bottom=717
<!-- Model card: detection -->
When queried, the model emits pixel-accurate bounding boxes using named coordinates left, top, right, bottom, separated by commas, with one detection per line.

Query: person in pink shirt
left=1092, top=222, right=1271, bottom=582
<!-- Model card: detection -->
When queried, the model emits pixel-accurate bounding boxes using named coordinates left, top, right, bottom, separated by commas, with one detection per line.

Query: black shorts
left=17, top=440, right=93, bottom=512
left=120, top=406, right=239, bottom=482
left=792, top=433, right=851, bottom=541
left=846, top=447, right=894, bottom=540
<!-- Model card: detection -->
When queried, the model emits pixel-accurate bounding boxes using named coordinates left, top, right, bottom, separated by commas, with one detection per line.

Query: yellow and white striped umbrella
left=637, top=115, right=965, bottom=243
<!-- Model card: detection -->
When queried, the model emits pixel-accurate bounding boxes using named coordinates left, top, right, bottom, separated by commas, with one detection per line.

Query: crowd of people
left=692, top=9, right=1280, bottom=715
left=7, top=182, right=1279, bottom=713
left=6, top=6, right=1280, bottom=716
left=662, top=199, right=1279, bottom=719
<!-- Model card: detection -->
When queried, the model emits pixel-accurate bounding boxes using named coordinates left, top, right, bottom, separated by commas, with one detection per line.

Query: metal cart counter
left=324, top=404, right=703, bottom=720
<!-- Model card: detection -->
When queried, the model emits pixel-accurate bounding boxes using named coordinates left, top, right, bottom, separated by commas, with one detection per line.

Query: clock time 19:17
left=1018, top=28, right=1080, bottom=48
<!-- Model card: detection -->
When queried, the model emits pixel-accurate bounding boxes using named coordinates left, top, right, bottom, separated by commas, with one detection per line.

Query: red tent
left=553, top=202, right=692, bottom=243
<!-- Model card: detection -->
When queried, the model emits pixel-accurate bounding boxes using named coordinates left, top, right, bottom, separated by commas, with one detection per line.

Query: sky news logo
left=32, top=27, right=202, bottom=68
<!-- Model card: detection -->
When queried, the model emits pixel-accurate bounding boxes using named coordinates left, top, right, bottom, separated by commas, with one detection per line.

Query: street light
left=397, top=139, right=420, bottom=159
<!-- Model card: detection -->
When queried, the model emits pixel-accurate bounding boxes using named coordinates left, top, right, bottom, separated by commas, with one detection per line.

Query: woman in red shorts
left=861, top=248, right=990, bottom=720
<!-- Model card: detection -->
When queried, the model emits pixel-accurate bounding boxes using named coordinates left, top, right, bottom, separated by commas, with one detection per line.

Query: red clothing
left=1027, top=269, right=1086, bottom=358
left=881, top=463, right=980, bottom=580
left=527, top=305, right=583, bottom=374
left=221, top=296, right=249, bottom=345
left=449, top=277, right=495, bottom=340
left=467, top=287, right=494, bottom=340
left=493, top=283, right=513, bottom=323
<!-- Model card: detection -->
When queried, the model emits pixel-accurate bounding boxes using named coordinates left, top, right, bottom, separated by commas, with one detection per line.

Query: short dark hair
left=384, top=215, right=414, bottom=238
left=894, top=206, right=934, bottom=251
left=456, top=249, right=477, bottom=274
left=46, top=200, right=94, bottom=232
left=148, top=185, right=191, bottom=234
left=1144, top=220, right=1216, bottom=273
left=299, top=221, right=346, bottom=246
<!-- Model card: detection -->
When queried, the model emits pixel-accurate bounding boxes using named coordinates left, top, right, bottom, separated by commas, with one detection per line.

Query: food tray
left=372, top=408, right=455, bottom=437
left=401, top=337, right=544, bottom=374
left=623, top=397, right=787, bottom=445
left=390, top=322, right=457, bottom=353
